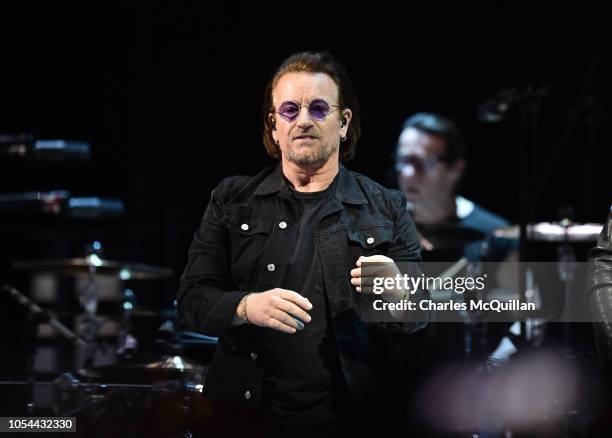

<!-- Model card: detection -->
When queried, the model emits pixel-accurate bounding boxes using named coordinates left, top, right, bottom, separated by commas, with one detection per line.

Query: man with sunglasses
left=394, top=113, right=520, bottom=435
left=395, top=112, right=513, bottom=261
left=177, top=52, right=428, bottom=437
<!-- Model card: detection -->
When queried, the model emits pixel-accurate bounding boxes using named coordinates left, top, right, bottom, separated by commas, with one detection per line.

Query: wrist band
left=241, top=294, right=250, bottom=323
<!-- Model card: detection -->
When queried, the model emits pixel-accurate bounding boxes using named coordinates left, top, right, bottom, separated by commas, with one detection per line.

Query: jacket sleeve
left=586, top=211, right=612, bottom=364
left=378, top=191, right=430, bottom=336
left=176, top=182, right=250, bottom=345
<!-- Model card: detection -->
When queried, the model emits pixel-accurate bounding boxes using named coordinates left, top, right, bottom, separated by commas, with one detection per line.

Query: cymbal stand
left=557, top=224, right=578, bottom=350
left=77, top=242, right=102, bottom=369
left=117, top=288, right=138, bottom=358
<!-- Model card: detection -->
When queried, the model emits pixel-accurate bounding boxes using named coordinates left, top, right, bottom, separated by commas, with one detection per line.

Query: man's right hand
left=239, top=288, right=312, bottom=334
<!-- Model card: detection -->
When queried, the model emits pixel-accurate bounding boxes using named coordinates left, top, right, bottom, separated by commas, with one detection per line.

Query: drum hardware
left=1, top=133, right=209, bottom=433
left=13, top=255, right=174, bottom=280
left=132, top=307, right=177, bottom=318
left=117, top=289, right=138, bottom=357
left=494, top=221, right=603, bottom=242
left=69, top=354, right=211, bottom=437
left=495, top=218, right=599, bottom=351
left=416, top=223, right=486, bottom=250
left=0, top=350, right=211, bottom=436
left=14, top=242, right=175, bottom=366
left=1, top=285, right=88, bottom=347
left=1, top=284, right=91, bottom=415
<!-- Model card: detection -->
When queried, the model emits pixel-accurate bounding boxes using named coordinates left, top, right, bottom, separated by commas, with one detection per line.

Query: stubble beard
left=285, top=140, right=338, bottom=168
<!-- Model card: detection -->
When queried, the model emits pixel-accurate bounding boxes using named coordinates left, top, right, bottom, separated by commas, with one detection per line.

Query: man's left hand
left=350, top=255, right=401, bottom=294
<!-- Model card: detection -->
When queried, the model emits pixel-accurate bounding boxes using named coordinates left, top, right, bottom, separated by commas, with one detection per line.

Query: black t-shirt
left=260, top=175, right=354, bottom=425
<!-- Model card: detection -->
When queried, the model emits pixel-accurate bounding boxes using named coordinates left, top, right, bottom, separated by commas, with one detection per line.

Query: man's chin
left=286, top=149, right=334, bottom=167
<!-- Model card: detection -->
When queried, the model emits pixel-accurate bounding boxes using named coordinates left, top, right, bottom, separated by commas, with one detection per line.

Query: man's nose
left=296, top=106, right=314, bottom=127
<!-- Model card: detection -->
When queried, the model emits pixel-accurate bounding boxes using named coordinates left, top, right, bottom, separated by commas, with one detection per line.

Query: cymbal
left=417, top=223, right=486, bottom=249
left=132, top=307, right=176, bottom=318
left=14, top=256, right=173, bottom=280
left=77, top=355, right=207, bottom=384
left=493, top=222, right=603, bottom=242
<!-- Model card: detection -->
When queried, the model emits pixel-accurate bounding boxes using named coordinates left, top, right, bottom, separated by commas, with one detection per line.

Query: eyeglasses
left=274, top=99, right=340, bottom=122
left=395, top=155, right=441, bottom=174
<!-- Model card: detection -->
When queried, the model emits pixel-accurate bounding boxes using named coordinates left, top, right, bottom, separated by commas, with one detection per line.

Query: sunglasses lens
left=308, top=99, right=330, bottom=120
left=277, top=99, right=332, bottom=122
left=397, top=156, right=427, bottom=174
left=278, top=101, right=300, bottom=121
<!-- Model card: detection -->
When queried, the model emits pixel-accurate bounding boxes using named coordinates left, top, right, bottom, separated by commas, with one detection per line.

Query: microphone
left=0, top=191, right=124, bottom=218
left=67, top=197, right=124, bottom=218
left=0, top=135, right=91, bottom=161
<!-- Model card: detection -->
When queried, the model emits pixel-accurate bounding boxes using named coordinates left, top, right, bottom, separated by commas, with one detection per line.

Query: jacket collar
left=254, top=162, right=368, bottom=205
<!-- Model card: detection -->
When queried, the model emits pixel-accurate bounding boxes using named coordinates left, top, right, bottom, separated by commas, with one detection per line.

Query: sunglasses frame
left=395, top=154, right=442, bottom=174
left=274, top=98, right=341, bottom=123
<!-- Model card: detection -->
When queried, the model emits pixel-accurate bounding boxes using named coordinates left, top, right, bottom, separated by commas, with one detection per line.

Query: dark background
left=0, top=2, right=610, bottom=373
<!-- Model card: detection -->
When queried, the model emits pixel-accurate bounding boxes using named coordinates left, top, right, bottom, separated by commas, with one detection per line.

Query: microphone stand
left=478, top=86, right=547, bottom=343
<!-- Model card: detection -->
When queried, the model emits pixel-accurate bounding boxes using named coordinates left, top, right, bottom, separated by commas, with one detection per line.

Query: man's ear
left=340, top=109, right=352, bottom=134
left=269, top=114, right=277, bottom=131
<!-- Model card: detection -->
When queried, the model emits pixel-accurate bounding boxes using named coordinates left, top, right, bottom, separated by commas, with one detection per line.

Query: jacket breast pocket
left=229, top=218, right=273, bottom=264
left=346, top=225, right=394, bottom=261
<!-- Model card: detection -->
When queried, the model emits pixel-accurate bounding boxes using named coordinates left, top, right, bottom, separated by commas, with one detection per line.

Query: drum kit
left=0, top=134, right=214, bottom=437
left=2, top=253, right=216, bottom=437
left=0, top=133, right=605, bottom=436
left=416, top=218, right=603, bottom=357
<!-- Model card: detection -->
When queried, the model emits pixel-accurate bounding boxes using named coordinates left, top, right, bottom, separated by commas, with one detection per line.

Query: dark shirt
left=261, top=176, right=353, bottom=423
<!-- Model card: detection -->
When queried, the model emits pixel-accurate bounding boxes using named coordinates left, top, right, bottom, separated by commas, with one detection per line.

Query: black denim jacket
left=177, top=163, right=428, bottom=411
left=587, top=210, right=612, bottom=364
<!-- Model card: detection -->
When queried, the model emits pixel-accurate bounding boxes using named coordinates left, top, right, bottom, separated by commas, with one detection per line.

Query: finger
left=356, top=277, right=376, bottom=294
left=268, top=318, right=297, bottom=334
left=288, top=314, right=305, bottom=330
left=276, top=300, right=312, bottom=323
left=361, top=263, right=397, bottom=278
left=351, top=274, right=384, bottom=286
left=271, top=309, right=302, bottom=331
left=350, top=267, right=361, bottom=278
left=279, top=289, right=313, bottom=311
left=357, top=255, right=390, bottom=266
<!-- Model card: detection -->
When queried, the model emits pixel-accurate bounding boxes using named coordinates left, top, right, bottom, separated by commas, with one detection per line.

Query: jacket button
left=241, top=223, right=249, bottom=231
left=267, top=264, right=276, bottom=272
left=244, top=390, right=251, bottom=400
left=250, top=352, right=258, bottom=360
left=278, top=221, right=287, bottom=229
left=366, top=237, right=375, bottom=244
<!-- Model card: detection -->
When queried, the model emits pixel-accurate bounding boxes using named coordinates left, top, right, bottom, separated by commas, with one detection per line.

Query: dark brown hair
left=398, top=113, right=467, bottom=163
left=262, top=51, right=361, bottom=161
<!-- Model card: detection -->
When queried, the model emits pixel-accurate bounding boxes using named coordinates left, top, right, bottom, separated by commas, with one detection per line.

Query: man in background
left=395, top=112, right=513, bottom=262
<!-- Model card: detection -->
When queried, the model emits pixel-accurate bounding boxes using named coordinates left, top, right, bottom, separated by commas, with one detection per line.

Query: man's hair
left=398, top=112, right=467, bottom=163
left=262, top=51, right=361, bottom=161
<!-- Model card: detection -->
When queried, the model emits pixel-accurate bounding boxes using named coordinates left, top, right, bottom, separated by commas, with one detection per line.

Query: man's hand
left=350, top=255, right=402, bottom=294
left=239, top=288, right=312, bottom=334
